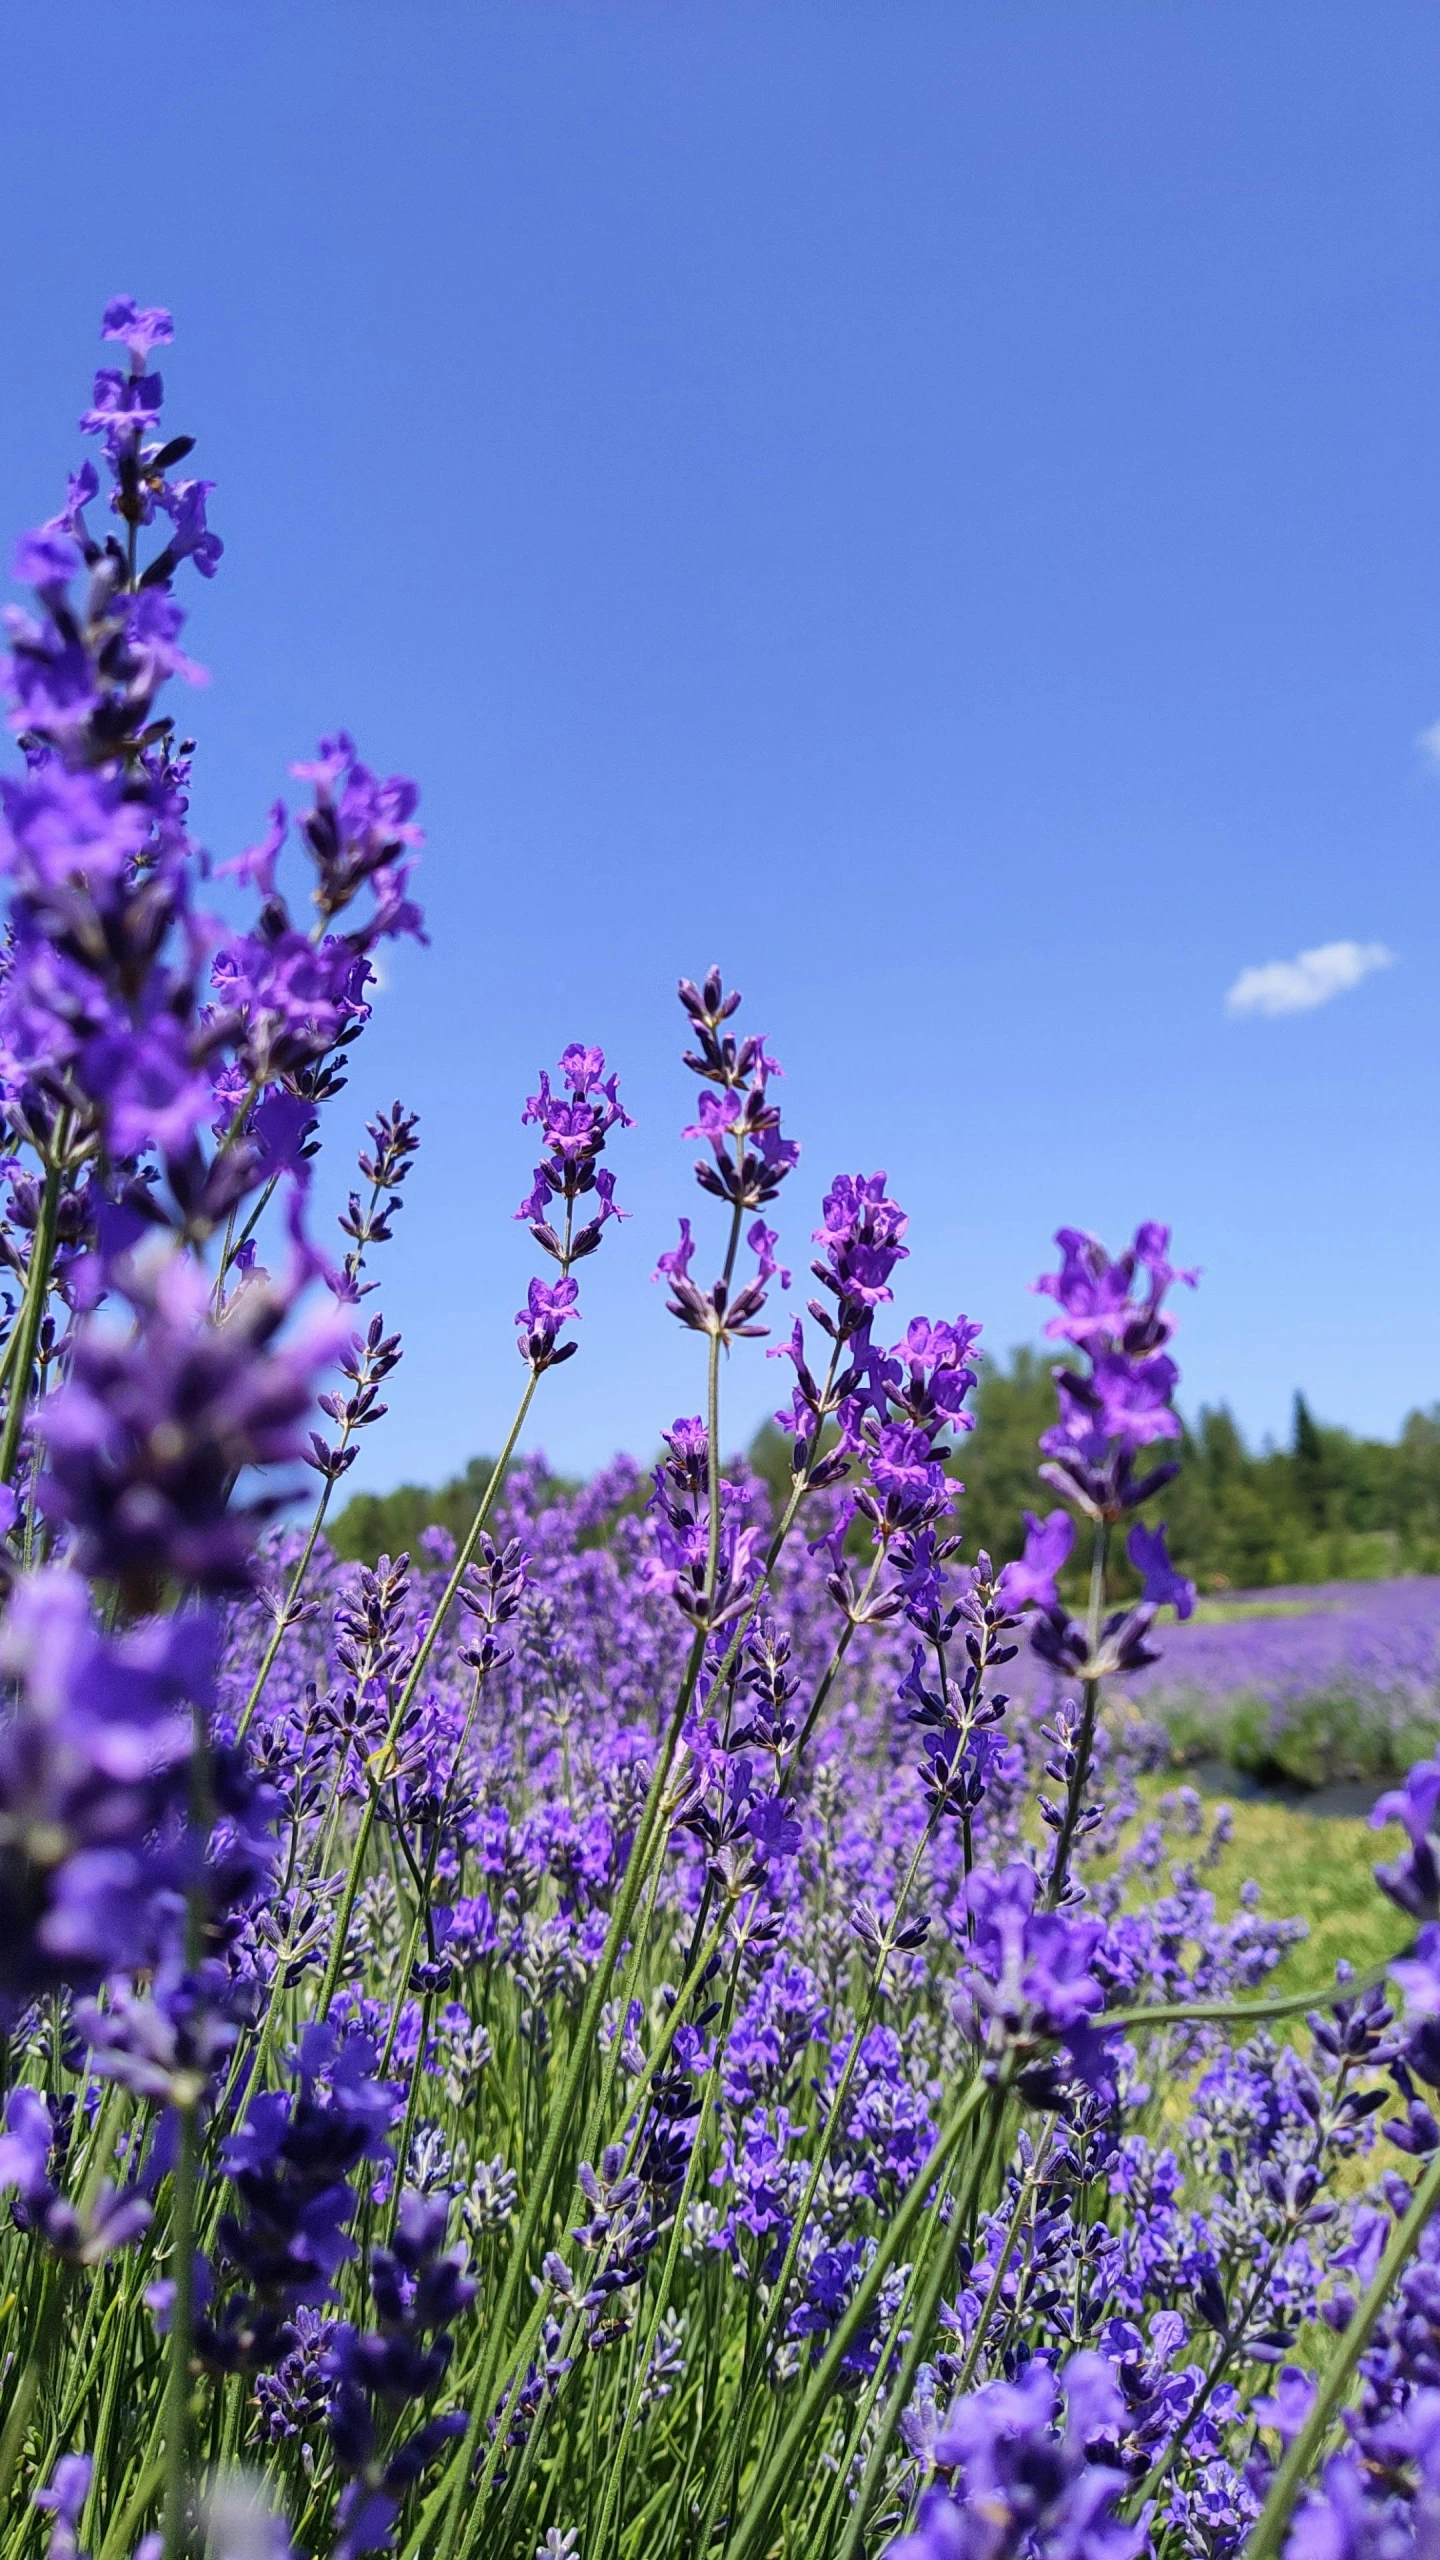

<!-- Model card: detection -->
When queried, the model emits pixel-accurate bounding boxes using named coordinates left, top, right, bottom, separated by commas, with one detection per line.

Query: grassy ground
left=1209, top=1796, right=1411, bottom=1989
left=1118, top=1783, right=1414, bottom=1997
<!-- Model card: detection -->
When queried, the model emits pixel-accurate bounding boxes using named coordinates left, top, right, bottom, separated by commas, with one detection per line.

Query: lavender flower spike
left=1374, top=1753, right=1440, bottom=1921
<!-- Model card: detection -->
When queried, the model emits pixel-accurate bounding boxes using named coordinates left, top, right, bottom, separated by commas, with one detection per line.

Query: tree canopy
left=332, top=1354, right=1440, bottom=1590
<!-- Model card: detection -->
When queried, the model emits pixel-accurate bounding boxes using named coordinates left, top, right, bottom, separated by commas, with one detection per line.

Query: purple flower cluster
left=39, top=1246, right=346, bottom=1599
left=1132, top=1577, right=1440, bottom=1789
left=326, top=2190, right=474, bottom=2558
left=892, top=2357, right=1141, bottom=2560
left=654, top=966, right=795, bottom=1346
left=1035, top=1226, right=1196, bottom=1520
left=197, top=2024, right=397, bottom=2373
left=0, top=2081, right=149, bottom=2264
left=514, top=1045, right=630, bottom=1369
left=0, top=1568, right=212, bottom=2015
left=2, top=299, right=421, bottom=1281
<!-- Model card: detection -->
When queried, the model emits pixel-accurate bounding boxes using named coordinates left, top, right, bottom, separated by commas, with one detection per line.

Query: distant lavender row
left=1124, top=1578, right=1440, bottom=1785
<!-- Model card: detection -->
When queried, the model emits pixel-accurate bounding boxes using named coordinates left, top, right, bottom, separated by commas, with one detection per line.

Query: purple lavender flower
left=78, top=1960, right=241, bottom=2115
left=889, top=2355, right=1142, bottom=2560
left=1, top=295, right=422, bottom=1355
left=34, top=2454, right=93, bottom=2560
left=996, top=1510, right=1076, bottom=1614
left=655, top=970, right=797, bottom=1347
left=456, top=1534, right=528, bottom=1679
left=0, top=1567, right=210, bottom=2015
left=253, top=2305, right=334, bottom=2442
left=959, top=1861, right=1115, bottom=2099
left=1126, top=1520, right=1196, bottom=1620
left=290, top=736, right=425, bottom=945
left=1253, top=2365, right=1317, bottom=2443
left=646, top=1418, right=764, bottom=1633
left=0, top=2082, right=150, bottom=2264
left=1032, top=1224, right=1195, bottom=1525
left=1374, top=1755, right=1440, bottom=1921
left=510, top=1047, right=629, bottom=1370
left=323, top=2190, right=474, bottom=2557
left=1285, top=2393, right=1440, bottom=2560
left=209, top=929, right=375, bottom=1093
left=808, top=1172, right=908, bottom=1348
left=38, top=1248, right=348, bottom=1598
left=517, top=1046, right=630, bottom=1259
left=196, top=2023, right=399, bottom=2375
left=515, top=1275, right=581, bottom=1374
left=100, top=297, right=175, bottom=364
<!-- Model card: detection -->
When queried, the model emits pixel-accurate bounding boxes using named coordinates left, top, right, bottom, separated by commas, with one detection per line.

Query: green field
left=1125, top=1786, right=1414, bottom=1997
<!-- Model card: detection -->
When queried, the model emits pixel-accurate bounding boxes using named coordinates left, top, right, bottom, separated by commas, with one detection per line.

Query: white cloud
left=1224, top=940, right=1394, bottom=1019
left=1417, top=719, right=1440, bottom=768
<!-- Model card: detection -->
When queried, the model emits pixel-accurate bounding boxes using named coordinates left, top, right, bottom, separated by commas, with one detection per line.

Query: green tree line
left=331, top=1351, right=1440, bottom=1591
left=931, top=1350, right=1440, bottom=1590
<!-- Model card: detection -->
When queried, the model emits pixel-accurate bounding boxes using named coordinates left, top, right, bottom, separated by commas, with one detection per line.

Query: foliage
left=327, top=1461, right=497, bottom=1565
left=1127, top=1579, right=1440, bottom=1789
left=342, top=1365, right=1440, bottom=1597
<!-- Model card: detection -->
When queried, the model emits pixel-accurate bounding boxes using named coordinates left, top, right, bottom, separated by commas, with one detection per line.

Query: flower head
left=996, top=1510, right=1075, bottom=1615
left=889, top=2356, right=1142, bottom=2560
left=1375, top=1755, right=1440, bottom=1922
left=38, top=1248, right=347, bottom=1598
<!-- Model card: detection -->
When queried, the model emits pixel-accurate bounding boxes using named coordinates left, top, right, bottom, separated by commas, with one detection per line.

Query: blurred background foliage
left=329, top=1349, right=1440, bottom=1589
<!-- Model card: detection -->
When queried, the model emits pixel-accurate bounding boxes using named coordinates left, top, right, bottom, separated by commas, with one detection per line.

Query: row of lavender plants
left=1129, top=1582, right=1440, bottom=1790
left=5, top=301, right=1440, bottom=2560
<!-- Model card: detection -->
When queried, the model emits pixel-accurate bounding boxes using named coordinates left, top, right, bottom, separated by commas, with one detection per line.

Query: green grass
left=1117, top=1784, right=1414, bottom=1998
left=1208, top=1797, right=1411, bottom=1990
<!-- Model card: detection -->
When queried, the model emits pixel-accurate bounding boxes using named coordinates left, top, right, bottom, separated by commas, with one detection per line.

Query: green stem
left=951, top=2120, right=1055, bottom=2397
left=313, top=1369, right=539, bottom=2022
left=99, top=2457, right=169, bottom=2560
left=235, top=1475, right=337, bottom=1743
left=607, top=1903, right=728, bottom=2184
left=723, top=2074, right=989, bottom=2560
left=590, top=1944, right=744, bottom=2560
left=413, top=1320, right=847, bottom=2560
left=1104, top=1951, right=1401, bottom=2034
left=388, top=1989, right=437, bottom=2197
left=696, top=1800, right=947, bottom=2560
left=440, top=1313, right=745, bottom=2560
left=0, top=2261, right=66, bottom=2510
left=834, top=2085, right=1012, bottom=2560
left=227, top=1175, right=279, bottom=1270
left=1245, top=2141, right=1440, bottom=2560
left=706, top=1321, right=725, bottom=1597
left=82, top=2288, right=143, bottom=2552
left=234, top=1152, right=402, bottom=1741
left=0, top=1154, right=63, bottom=1487
left=1043, top=1519, right=1109, bottom=1910
left=1129, top=2061, right=1351, bottom=2528
left=456, top=1889, right=731, bottom=2560
left=161, top=2102, right=200, bottom=2560
left=435, top=1651, right=704, bottom=2560
left=0, top=1286, right=34, bottom=1409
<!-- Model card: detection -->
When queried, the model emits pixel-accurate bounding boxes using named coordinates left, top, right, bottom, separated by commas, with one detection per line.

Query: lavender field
left=8, top=295, right=1440, bottom=2560
left=1127, top=1579, right=1440, bottom=1790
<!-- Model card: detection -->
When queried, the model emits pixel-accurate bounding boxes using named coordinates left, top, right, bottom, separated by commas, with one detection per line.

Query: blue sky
left=3, top=2, right=1439, bottom=1487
